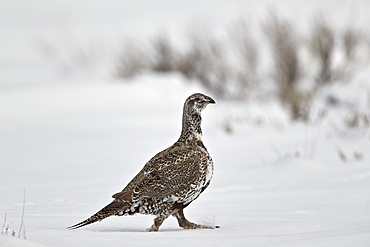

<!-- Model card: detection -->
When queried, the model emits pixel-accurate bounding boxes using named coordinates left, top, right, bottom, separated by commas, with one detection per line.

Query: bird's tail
left=68, top=200, right=129, bottom=230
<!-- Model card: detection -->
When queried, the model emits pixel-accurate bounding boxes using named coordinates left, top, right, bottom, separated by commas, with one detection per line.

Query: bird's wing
left=112, top=146, right=206, bottom=202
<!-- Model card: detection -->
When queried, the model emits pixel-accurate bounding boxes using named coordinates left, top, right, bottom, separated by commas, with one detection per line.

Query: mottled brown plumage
left=68, top=93, right=216, bottom=231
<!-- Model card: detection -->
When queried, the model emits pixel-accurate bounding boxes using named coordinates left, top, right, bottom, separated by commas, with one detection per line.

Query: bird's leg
left=148, top=215, right=168, bottom=232
left=173, top=208, right=213, bottom=229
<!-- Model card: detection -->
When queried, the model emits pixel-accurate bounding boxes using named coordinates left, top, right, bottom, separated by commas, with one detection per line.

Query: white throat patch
left=194, top=132, right=203, bottom=141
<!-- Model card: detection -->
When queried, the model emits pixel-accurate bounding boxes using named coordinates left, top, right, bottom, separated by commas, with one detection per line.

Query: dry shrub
left=116, top=22, right=259, bottom=100
left=38, top=35, right=112, bottom=76
left=337, top=148, right=364, bottom=162
left=116, top=41, right=149, bottom=78
left=264, top=14, right=300, bottom=88
left=114, top=14, right=369, bottom=123
left=344, top=113, right=370, bottom=129
left=264, top=14, right=312, bottom=121
left=150, top=34, right=176, bottom=73
left=175, top=34, right=218, bottom=83
left=281, top=85, right=314, bottom=122
left=185, top=39, right=232, bottom=98
left=342, top=27, right=360, bottom=63
left=176, top=33, right=237, bottom=99
left=337, top=148, right=347, bottom=162
left=175, top=40, right=203, bottom=80
left=229, top=19, right=259, bottom=99
left=309, top=16, right=335, bottom=84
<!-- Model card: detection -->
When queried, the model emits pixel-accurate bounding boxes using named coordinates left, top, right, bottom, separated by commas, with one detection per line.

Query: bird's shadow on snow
left=87, top=227, right=185, bottom=233
left=91, top=226, right=219, bottom=233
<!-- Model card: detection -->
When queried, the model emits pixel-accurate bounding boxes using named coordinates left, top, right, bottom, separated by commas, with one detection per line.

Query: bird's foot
left=174, top=209, right=219, bottom=230
left=179, top=219, right=217, bottom=229
left=147, top=215, right=168, bottom=232
left=147, top=225, right=159, bottom=232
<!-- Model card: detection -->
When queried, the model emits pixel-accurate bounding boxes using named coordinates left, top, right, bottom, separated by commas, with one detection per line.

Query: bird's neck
left=178, top=110, right=203, bottom=144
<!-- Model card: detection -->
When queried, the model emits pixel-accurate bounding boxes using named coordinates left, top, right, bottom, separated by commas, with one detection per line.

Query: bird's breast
left=205, top=158, right=214, bottom=185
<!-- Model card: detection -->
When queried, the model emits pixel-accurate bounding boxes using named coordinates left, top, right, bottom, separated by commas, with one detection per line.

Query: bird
left=68, top=93, right=216, bottom=231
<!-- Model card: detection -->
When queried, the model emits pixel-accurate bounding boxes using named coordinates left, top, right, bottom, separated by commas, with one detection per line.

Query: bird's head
left=180, top=93, right=215, bottom=142
left=184, top=93, right=216, bottom=114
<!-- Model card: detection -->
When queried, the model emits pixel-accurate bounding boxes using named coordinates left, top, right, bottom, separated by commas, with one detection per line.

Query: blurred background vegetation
left=112, top=13, right=370, bottom=127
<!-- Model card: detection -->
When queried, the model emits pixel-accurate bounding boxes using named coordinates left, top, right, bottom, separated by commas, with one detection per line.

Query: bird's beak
left=208, top=97, right=216, bottom=104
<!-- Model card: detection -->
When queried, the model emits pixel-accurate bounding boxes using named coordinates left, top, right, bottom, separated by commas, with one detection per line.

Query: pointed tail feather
left=68, top=200, right=129, bottom=230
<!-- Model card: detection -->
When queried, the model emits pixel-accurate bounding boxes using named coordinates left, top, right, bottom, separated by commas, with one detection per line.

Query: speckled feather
left=68, top=93, right=215, bottom=230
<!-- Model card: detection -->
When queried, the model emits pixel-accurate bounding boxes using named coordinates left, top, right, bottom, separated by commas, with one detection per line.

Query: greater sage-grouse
left=68, top=93, right=216, bottom=231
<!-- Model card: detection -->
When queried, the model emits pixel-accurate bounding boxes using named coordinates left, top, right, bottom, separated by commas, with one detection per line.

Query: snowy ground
left=1, top=0, right=370, bottom=246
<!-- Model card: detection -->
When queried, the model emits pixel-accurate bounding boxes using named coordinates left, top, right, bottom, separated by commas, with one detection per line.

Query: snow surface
left=1, top=0, right=370, bottom=246
left=0, top=235, right=47, bottom=247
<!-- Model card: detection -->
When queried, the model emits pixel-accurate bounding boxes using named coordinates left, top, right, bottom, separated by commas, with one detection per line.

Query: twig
left=1, top=212, right=6, bottom=234
left=18, top=187, right=26, bottom=239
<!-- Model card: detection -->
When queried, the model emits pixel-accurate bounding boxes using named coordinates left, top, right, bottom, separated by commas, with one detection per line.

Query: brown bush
left=150, top=34, right=176, bottom=73
left=343, top=27, right=360, bottom=62
left=264, top=14, right=312, bottom=121
left=309, top=17, right=335, bottom=84
left=116, top=41, right=149, bottom=78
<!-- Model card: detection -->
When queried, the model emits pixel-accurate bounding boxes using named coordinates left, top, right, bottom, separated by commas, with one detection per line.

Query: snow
left=1, top=0, right=370, bottom=246
left=0, top=235, right=47, bottom=247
